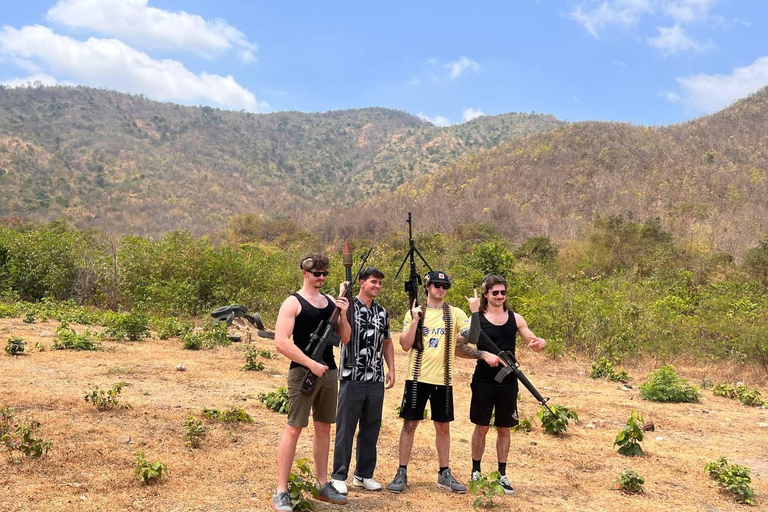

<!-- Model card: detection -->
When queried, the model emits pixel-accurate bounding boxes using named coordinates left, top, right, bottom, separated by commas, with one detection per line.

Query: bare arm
left=274, top=296, right=328, bottom=376
left=383, top=337, right=396, bottom=389
left=456, top=332, right=503, bottom=366
left=515, top=313, right=546, bottom=353
left=399, top=300, right=422, bottom=351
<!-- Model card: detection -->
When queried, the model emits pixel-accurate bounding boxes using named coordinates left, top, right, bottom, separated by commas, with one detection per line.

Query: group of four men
left=271, top=253, right=546, bottom=511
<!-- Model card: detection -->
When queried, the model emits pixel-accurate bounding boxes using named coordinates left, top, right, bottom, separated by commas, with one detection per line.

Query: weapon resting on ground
left=211, top=305, right=274, bottom=339
left=299, top=246, right=374, bottom=395
left=466, top=312, right=554, bottom=415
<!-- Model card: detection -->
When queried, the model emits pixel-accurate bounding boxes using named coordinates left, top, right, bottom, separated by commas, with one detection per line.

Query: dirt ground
left=1, top=317, right=766, bottom=512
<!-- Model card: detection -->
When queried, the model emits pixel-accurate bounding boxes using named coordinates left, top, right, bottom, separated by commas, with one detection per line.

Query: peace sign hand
left=465, top=288, right=481, bottom=313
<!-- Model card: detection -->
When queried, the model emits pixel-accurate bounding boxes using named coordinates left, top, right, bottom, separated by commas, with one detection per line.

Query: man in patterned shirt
left=330, top=266, right=396, bottom=495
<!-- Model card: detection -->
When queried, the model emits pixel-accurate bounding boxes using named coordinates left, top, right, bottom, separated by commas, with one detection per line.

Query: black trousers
left=331, top=380, right=385, bottom=480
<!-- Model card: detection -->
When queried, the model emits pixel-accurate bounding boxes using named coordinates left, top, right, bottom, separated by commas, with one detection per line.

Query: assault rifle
left=395, top=213, right=433, bottom=351
left=300, top=245, right=374, bottom=395
left=467, top=312, right=554, bottom=415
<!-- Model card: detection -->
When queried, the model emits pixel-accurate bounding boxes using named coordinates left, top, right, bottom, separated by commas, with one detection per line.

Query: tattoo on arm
left=456, top=335, right=484, bottom=359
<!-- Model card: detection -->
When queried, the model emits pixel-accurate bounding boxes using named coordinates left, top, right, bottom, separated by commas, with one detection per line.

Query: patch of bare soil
left=0, top=318, right=766, bottom=511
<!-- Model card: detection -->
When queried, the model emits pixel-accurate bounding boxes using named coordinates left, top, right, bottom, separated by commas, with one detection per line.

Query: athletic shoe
left=272, top=491, right=292, bottom=512
left=388, top=467, right=408, bottom=494
left=316, top=482, right=348, bottom=505
left=353, top=475, right=382, bottom=491
left=330, top=479, right=348, bottom=495
left=437, top=468, right=467, bottom=493
left=470, top=470, right=482, bottom=483
left=499, top=475, right=515, bottom=495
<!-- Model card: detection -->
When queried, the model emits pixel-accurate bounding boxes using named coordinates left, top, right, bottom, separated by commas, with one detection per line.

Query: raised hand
left=465, top=288, right=480, bottom=313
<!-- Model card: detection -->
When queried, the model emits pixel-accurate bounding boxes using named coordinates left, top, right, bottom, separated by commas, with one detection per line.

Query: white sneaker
left=330, top=479, right=348, bottom=495
left=470, top=470, right=482, bottom=482
left=353, top=475, right=382, bottom=491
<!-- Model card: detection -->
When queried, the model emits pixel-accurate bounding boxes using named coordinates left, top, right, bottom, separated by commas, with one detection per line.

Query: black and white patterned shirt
left=339, top=297, right=390, bottom=382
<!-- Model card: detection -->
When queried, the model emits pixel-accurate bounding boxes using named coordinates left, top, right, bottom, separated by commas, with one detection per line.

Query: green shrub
left=511, top=416, right=534, bottom=433
left=83, top=382, right=131, bottom=411
left=615, top=470, right=645, bottom=494
left=22, top=311, right=35, bottom=324
left=288, top=458, right=318, bottom=511
left=181, top=322, right=230, bottom=350
left=243, top=346, right=265, bottom=371
left=201, top=406, right=253, bottom=423
left=52, top=321, right=101, bottom=351
left=714, top=383, right=765, bottom=407
left=705, top=457, right=756, bottom=506
left=184, top=416, right=206, bottom=448
left=258, top=387, right=290, bottom=414
left=5, top=336, right=25, bottom=356
left=133, top=451, right=168, bottom=485
left=538, top=405, right=578, bottom=435
left=104, top=312, right=150, bottom=341
left=153, top=317, right=190, bottom=340
left=468, top=470, right=506, bottom=508
left=640, top=365, right=700, bottom=403
left=614, top=410, right=644, bottom=456
left=1, top=406, right=53, bottom=462
left=590, top=357, right=629, bottom=383
left=181, top=330, right=203, bottom=350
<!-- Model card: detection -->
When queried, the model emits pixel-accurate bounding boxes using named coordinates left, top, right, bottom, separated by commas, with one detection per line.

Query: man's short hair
left=300, top=253, right=329, bottom=271
left=359, top=266, right=385, bottom=281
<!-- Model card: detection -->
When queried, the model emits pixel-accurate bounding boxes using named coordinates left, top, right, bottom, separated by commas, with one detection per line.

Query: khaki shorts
left=287, top=367, right=338, bottom=428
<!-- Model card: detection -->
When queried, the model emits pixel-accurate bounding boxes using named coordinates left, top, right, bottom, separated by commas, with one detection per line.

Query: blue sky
left=1, top=0, right=767, bottom=126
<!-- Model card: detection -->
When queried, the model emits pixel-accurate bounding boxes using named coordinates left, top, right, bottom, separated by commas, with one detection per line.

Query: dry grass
left=1, top=317, right=766, bottom=512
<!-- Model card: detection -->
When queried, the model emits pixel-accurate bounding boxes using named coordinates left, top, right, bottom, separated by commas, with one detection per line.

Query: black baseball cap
left=425, top=270, right=451, bottom=285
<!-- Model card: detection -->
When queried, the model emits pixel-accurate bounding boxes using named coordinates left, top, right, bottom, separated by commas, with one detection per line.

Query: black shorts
left=470, top=381, right=518, bottom=427
left=399, top=380, right=454, bottom=422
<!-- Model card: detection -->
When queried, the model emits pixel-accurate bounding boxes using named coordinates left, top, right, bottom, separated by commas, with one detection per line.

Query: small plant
left=104, top=312, right=150, bottom=341
left=259, top=387, right=290, bottom=414
left=133, top=451, right=168, bottom=485
left=258, top=349, right=276, bottom=359
left=181, top=322, right=230, bottom=350
left=640, top=365, right=700, bottom=403
left=590, top=357, right=629, bottom=383
left=243, top=346, right=265, bottom=371
left=1, top=406, right=53, bottom=462
left=714, top=383, right=764, bottom=407
left=153, top=317, right=190, bottom=340
left=201, top=406, right=253, bottom=423
left=705, top=457, right=756, bottom=506
left=52, top=321, right=101, bottom=351
left=22, top=311, right=35, bottom=324
left=538, top=405, right=578, bottom=435
left=468, top=470, right=505, bottom=508
left=288, top=458, right=318, bottom=511
left=614, top=410, right=644, bottom=456
left=511, top=416, right=533, bottom=433
left=181, top=330, right=203, bottom=350
left=5, top=336, right=25, bottom=356
left=184, top=416, right=206, bottom=448
left=615, top=470, right=645, bottom=494
left=84, top=382, right=132, bottom=411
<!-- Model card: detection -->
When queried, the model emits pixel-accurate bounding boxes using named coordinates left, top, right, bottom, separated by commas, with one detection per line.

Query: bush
left=84, top=382, right=131, bottom=411
left=22, top=311, right=35, bottom=324
left=614, top=410, right=644, bottom=456
left=152, top=316, right=190, bottom=340
left=640, top=365, right=700, bottom=403
left=1, top=406, right=53, bottom=462
left=52, top=321, right=101, bottom=351
left=288, top=458, right=318, bottom=511
left=201, top=407, right=253, bottom=423
left=104, top=312, right=150, bottom=341
left=713, top=383, right=765, bottom=407
left=243, top=346, right=265, bottom=371
left=615, top=470, right=645, bottom=494
left=184, top=416, right=206, bottom=448
left=133, top=451, right=168, bottom=485
left=590, top=357, right=629, bottom=383
left=468, top=470, right=506, bottom=508
left=705, top=457, right=756, bottom=506
left=258, top=387, right=290, bottom=414
left=5, top=336, right=25, bottom=356
left=181, top=322, right=230, bottom=350
left=538, top=405, right=578, bottom=435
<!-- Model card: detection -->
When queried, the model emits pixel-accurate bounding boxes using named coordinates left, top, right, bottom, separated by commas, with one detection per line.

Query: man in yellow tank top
left=387, top=270, right=470, bottom=494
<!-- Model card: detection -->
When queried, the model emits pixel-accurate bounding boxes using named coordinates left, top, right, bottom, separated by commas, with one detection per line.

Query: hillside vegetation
left=0, top=85, right=562, bottom=235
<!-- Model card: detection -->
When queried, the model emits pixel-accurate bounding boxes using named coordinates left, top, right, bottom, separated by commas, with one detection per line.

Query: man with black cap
left=388, top=270, right=470, bottom=495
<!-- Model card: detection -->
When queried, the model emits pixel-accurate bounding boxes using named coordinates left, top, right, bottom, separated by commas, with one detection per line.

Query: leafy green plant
left=258, top=349, right=276, bottom=359
left=83, top=382, right=132, bottom=411
left=468, top=470, right=505, bottom=508
left=590, top=357, right=629, bottom=383
left=1, top=406, right=53, bottom=462
left=5, top=336, right=25, bottom=356
left=181, top=329, right=203, bottom=350
left=153, top=317, right=190, bottom=340
left=640, top=365, right=700, bottom=403
left=615, top=470, right=645, bottom=494
left=614, top=410, right=644, bottom=456
left=201, top=406, right=253, bottom=423
left=511, top=416, right=533, bottom=433
left=184, top=416, right=206, bottom=448
left=52, top=321, right=101, bottom=351
left=22, top=311, right=35, bottom=324
left=705, top=457, right=756, bottom=506
left=538, top=405, right=578, bottom=435
left=243, top=346, right=265, bottom=371
left=713, top=383, right=764, bottom=407
left=133, top=451, right=168, bottom=485
left=288, top=457, right=318, bottom=511
left=259, top=387, right=291, bottom=414
left=104, top=312, right=150, bottom=341
left=181, top=322, right=230, bottom=350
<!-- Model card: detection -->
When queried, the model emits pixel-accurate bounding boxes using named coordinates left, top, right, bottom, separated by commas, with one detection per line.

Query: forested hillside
left=0, top=85, right=563, bottom=234
left=330, top=87, right=768, bottom=258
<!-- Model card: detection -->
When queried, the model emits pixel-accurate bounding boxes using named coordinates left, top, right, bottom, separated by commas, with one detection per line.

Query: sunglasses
left=490, top=289, right=507, bottom=296
left=308, top=270, right=329, bottom=277
left=431, top=282, right=451, bottom=290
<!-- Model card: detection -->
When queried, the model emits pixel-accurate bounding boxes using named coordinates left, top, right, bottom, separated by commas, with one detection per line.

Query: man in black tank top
left=456, top=274, right=546, bottom=496
left=272, top=253, right=351, bottom=511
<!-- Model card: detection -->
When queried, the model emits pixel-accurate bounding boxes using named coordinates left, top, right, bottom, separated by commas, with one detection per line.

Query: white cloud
left=2, top=73, right=60, bottom=88
left=663, top=0, right=718, bottom=24
left=47, top=0, right=257, bottom=62
left=417, top=112, right=451, bottom=127
left=668, top=55, right=768, bottom=112
left=569, top=0, right=655, bottom=38
left=0, top=25, right=266, bottom=111
left=445, top=56, right=480, bottom=80
left=648, top=24, right=710, bottom=55
left=462, top=107, right=484, bottom=122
